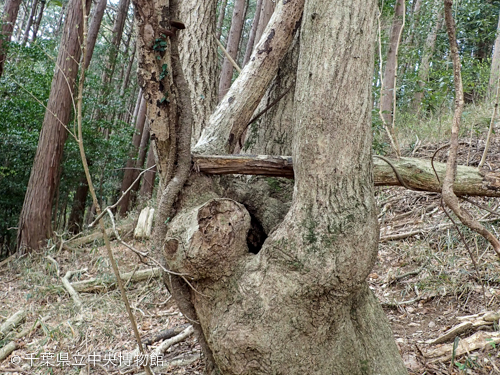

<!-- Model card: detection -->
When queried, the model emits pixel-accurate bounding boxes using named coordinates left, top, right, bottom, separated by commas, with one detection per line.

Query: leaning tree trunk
left=164, top=0, right=408, bottom=373
left=218, top=0, right=246, bottom=101
left=16, top=0, right=92, bottom=253
left=0, top=0, right=22, bottom=78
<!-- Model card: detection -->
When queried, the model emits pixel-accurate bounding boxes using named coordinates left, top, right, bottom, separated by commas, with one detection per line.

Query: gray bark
left=164, top=0, right=408, bottom=373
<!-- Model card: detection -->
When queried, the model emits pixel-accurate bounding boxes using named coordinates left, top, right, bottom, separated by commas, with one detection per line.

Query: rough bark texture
left=218, top=0, right=246, bottom=101
left=0, top=0, right=22, bottom=78
left=164, top=0, right=407, bottom=373
left=16, top=0, right=92, bottom=253
left=193, top=0, right=305, bottom=155
left=381, top=0, right=405, bottom=125
left=174, top=0, right=218, bottom=143
left=412, top=0, right=442, bottom=111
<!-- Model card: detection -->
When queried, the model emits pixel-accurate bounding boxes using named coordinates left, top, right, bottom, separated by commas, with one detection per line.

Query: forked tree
left=132, top=0, right=407, bottom=374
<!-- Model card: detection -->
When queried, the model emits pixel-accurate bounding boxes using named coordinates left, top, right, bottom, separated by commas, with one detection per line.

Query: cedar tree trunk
left=16, top=0, right=92, bottom=253
left=0, top=0, right=22, bottom=78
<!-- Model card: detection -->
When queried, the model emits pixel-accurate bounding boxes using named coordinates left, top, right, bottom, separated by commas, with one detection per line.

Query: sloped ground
left=0, top=138, right=499, bottom=375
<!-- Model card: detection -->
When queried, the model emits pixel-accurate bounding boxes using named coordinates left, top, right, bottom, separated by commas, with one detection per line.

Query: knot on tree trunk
left=164, top=198, right=251, bottom=280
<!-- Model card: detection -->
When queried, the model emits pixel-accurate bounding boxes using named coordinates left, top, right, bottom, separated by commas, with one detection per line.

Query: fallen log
left=193, top=155, right=500, bottom=197
left=69, top=224, right=133, bottom=247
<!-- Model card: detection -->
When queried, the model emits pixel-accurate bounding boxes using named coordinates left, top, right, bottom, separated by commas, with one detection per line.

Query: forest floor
left=1, top=137, right=500, bottom=375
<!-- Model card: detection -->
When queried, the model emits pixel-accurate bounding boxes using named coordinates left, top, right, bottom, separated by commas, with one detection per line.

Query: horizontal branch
left=193, top=155, right=500, bottom=197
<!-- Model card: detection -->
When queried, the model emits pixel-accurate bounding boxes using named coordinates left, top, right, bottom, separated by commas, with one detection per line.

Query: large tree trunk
left=174, top=0, right=218, bottom=143
left=0, top=0, right=22, bottom=78
left=218, top=0, right=246, bottom=101
left=163, top=0, right=407, bottom=373
left=16, top=0, right=92, bottom=253
left=380, top=0, right=405, bottom=126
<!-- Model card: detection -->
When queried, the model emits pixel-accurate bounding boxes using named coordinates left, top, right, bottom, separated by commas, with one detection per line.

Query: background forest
left=0, top=0, right=499, bottom=253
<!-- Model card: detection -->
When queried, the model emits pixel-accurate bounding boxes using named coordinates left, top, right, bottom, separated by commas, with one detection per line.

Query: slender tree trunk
left=104, top=0, right=130, bottom=81
left=120, top=38, right=136, bottom=96
left=30, top=0, right=46, bottom=42
left=118, top=94, right=147, bottom=216
left=22, top=0, right=38, bottom=44
left=54, top=2, right=66, bottom=38
left=216, top=0, right=228, bottom=41
left=84, top=0, right=107, bottom=68
left=16, top=0, right=92, bottom=254
left=0, top=0, right=22, bottom=78
left=413, top=1, right=443, bottom=111
left=13, top=0, right=28, bottom=42
left=489, top=9, right=500, bottom=99
left=218, top=0, right=246, bottom=101
left=254, top=0, right=275, bottom=45
left=380, top=0, right=405, bottom=125
left=242, top=0, right=263, bottom=67
left=67, top=176, right=90, bottom=234
left=138, top=144, right=156, bottom=201
left=129, top=121, right=150, bottom=205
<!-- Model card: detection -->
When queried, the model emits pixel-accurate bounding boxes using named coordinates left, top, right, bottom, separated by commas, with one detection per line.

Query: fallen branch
left=0, top=310, right=26, bottom=337
left=151, top=325, right=194, bottom=357
left=69, top=268, right=161, bottom=293
left=143, top=324, right=190, bottom=346
left=192, top=155, right=500, bottom=197
left=68, top=224, right=133, bottom=247
left=423, top=331, right=500, bottom=362
left=0, top=318, right=43, bottom=362
left=135, top=353, right=200, bottom=375
left=61, top=270, right=85, bottom=309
